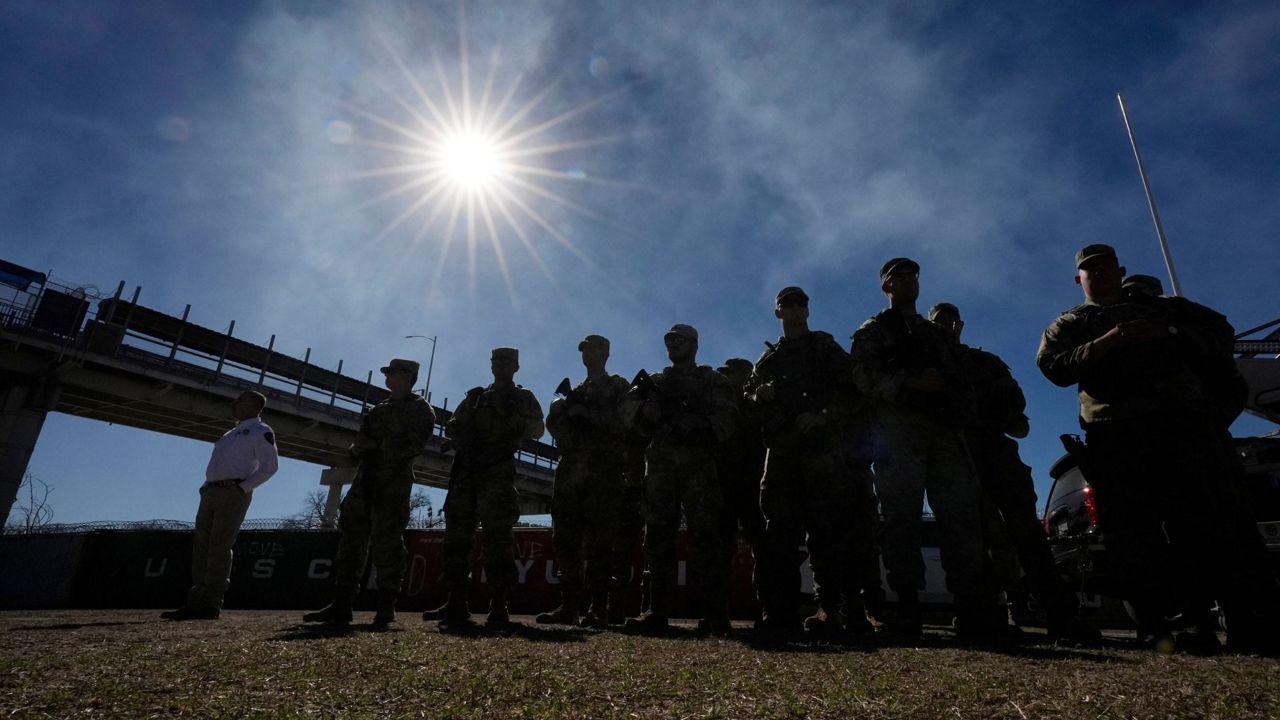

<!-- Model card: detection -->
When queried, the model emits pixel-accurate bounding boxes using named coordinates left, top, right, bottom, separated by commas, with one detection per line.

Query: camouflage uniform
left=1039, top=296, right=1277, bottom=647
left=955, top=342, right=1080, bottom=630
left=334, top=394, right=437, bottom=594
left=715, top=359, right=767, bottom=619
left=632, top=363, right=736, bottom=624
left=544, top=372, right=631, bottom=621
left=610, top=427, right=649, bottom=621
left=745, top=331, right=860, bottom=628
left=443, top=381, right=544, bottom=611
left=850, top=308, right=985, bottom=607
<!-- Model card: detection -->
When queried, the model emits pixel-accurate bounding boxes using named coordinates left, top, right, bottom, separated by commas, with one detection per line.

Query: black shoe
left=803, top=608, right=843, bottom=637
left=301, top=604, right=352, bottom=626
left=160, top=607, right=219, bottom=621
left=371, top=612, right=396, bottom=629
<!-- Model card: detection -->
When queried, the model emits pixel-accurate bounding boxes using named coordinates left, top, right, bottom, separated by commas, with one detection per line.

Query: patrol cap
left=1075, top=243, right=1118, bottom=269
left=491, top=347, right=519, bottom=363
left=380, top=358, right=420, bottom=375
left=879, top=257, right=920, bottom=280
left=664, top=324, right=699, bottom=342
left=775, top=286, right=809, bottom=306
left=717, top=357, right=753, bottom=375
left=577, top=334, right=611, bottom=352
left=928, top=302, right=960, bottom=320
left=1122, top=274, right=1164, bottom=296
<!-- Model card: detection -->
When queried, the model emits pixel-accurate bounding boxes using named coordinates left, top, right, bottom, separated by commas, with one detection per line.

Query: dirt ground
left=1, top=610, right=1276, bottom=719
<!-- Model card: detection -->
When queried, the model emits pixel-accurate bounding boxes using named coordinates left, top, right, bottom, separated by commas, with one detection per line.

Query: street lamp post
left=404, top=335, right=437, bottom=403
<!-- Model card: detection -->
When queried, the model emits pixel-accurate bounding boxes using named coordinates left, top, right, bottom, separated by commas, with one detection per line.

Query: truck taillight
left=1082, top=485, right=1101, bottom=528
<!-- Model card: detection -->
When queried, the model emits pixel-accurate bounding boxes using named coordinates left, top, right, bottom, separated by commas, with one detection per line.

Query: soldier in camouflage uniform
left=714, top=357, right=768, bottom=624
left=850, top=258, right=990, bottom=639
left=745, top=287, right=865, bottom=637
left=303, top=358, right=436, bottom=627
left=625, top=324, right=737, bottom=635
left=536, top=335, right=631, bottom=628
left=1039, top=245, right=1278, bottom=653
left=930, top=303, right=1098, bottom=644
left=433, top=347, right=545, bottom=631
left=610, top=424, right=649, bottom=624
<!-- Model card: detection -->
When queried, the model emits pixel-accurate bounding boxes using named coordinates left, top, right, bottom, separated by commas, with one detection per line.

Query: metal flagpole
left=1117, top=93, right=1183, bottom=297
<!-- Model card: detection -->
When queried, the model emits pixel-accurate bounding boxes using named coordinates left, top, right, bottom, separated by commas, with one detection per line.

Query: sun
left=332, top=18, right=643, bottom=307
left=436, top=131, right=508, bottom=191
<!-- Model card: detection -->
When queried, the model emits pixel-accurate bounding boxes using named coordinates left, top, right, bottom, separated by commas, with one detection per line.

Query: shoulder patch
left=264, top=432, right=275, bottom=445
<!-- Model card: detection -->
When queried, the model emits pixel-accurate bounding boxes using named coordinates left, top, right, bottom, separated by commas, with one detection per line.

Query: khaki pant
left=187, top=484, right=252, bottom=612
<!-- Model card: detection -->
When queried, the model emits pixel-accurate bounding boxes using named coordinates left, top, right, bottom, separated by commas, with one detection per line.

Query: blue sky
left=3, top=1, right=1278, bottom=524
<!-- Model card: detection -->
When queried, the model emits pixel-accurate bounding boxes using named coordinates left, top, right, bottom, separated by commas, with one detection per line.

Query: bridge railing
left=1, top=269, right=561, bottom=471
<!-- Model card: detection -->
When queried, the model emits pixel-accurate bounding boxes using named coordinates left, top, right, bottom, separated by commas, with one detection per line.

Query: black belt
left=205, top=479, right=243, bottom=488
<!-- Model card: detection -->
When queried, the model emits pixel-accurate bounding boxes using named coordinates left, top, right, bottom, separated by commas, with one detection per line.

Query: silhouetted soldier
left=537, top=335, right=630, bottom=628
left=745, top=287, right=864, bottom=637
left=303, top=359, right=435, bottom=627
left=714, top=357, right=767, bottom=626
left=162, top=391, right=278, bottom=621
left=850, top=258, right=989, bottom=639
left=432, top=347, right=544, bottom=632
left=1039, top=244, right=1278, bottom=653
left=625, top=324, right=736, bottom=635
left=929, top=302, right=1098, bottom=644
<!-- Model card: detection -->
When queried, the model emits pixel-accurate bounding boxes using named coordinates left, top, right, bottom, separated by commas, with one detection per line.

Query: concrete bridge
left=0, top=266, right=557, bottom=527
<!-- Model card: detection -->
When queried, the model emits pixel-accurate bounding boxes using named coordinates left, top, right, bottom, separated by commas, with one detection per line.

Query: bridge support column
left=319, top=466, right=356, bottom=529
left=0, top=376, right=61, bottom=530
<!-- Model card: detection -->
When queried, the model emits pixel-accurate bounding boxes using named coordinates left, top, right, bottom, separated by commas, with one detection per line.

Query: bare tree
left=8, top=471, right=54, bottom=533
left=291, top=489, right=328, bottom=529
left=410, top=490, right=437, bottom=528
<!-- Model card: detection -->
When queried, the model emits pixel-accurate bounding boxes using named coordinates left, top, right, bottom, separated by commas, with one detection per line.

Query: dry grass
left=1, top=610, right=1276, bottom=719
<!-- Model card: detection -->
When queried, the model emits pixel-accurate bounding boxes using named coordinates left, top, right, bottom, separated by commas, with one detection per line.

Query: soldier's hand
left=795, top=411, right=827, bottom=433
left=906, top=368, right=946, bottom=393
left=753, top=382, right=776, bottom=403
left=549, top=397, right=566, bottom=414
left=1093, top=320, right=1168, bottom=355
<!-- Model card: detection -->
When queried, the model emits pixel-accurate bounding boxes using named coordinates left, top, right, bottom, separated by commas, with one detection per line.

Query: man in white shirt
left=162, top=390, right=279, bottom=620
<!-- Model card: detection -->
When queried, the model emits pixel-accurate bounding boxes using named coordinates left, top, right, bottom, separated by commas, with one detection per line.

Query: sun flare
left=436, top=131, right=507, bottom=191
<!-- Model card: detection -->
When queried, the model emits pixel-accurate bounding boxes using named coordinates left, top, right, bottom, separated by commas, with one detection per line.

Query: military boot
left=536, top=587, right=580, bottom=625
left=486, top=587, right=511, bottom=629
left=435, top=591, right=475, bottom=633
left=803, top=606, right=845, bottom=637
left=954, top=594, right=1022, bottom=642
left=371, top=587, right=399, bottom=629
left=579, top=589, right=610, bottom=629
left=301, top=585, right=355, bottom=626
left=843, top=593, right=874, bottom=636
left=884, top=590, right=922, bottom=639
left=625, top=581, right=670, bottom=633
